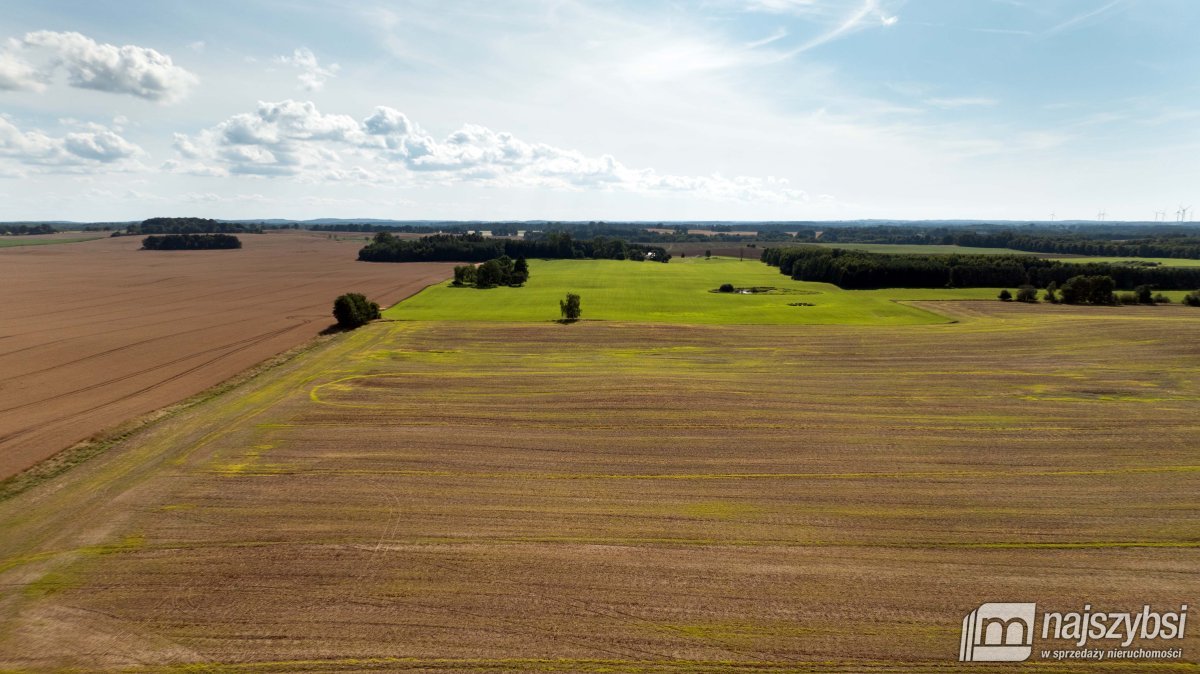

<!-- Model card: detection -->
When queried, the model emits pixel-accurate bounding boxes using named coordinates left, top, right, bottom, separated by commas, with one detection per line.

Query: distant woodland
left=1, top=224, right=55, bottom=235
left=120, top=218, right=262, bottom=236
left=761, top=247, right=1200, bottom=290
left=804, top=225, right=1200, bottom=260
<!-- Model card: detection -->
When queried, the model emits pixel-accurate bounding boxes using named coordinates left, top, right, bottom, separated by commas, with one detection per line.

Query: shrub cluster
left=452, top=256, right=529, bottom=289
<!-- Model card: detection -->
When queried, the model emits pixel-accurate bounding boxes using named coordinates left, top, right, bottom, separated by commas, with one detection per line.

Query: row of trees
left=358, top=232, right=670, bottom=263
left=760, top=246, right=1200, bottom=290
left=121, top=218, right=262, bottom=236
left=1000, top=277, right=1187, bottom=305
left=452, top=256, right=530, bottom=288
left=141, top=234, right=242, bottom=250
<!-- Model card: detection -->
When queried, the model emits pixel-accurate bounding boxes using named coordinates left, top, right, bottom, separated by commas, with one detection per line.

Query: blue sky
left=1, top=0, right=1198, bottom=221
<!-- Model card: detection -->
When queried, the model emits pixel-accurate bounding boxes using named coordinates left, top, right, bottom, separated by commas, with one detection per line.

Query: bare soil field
left=0, top=302, right=1196, bottom=671
left=0, top=230, right=451, bottom=478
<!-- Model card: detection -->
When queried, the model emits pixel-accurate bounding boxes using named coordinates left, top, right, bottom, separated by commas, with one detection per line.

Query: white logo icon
left=960, top=602, right=1037, bottom=662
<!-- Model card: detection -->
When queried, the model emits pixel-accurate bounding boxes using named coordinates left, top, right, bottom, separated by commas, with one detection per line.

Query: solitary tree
left=452, top=265, right=477, bottom=286
left=560, top=293, right=582, bottom=322
left=511, top=257, right=529, bottom=286
left=1044, top=281, right=1059, bottom=304
left=1015, top=285, right=1038, bottom=302
left=998, top=289, right=1013, bottom=301
left=1134, top=284, right=1154, bottom=304
left=333, top=293, right=381, bottom=329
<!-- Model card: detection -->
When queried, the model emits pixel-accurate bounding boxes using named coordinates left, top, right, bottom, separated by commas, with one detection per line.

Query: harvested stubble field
left=0, top=300, right=1197, bottom=671
left=0, top=230, right=452, bottom=479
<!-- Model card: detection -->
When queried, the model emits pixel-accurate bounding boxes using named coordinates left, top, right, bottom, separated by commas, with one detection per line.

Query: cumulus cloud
left=3, top=31, right=196, bottom=102
left=171, top=100, right=810, bottom=203
left=275, top=47, right=339, bottom=92
left=0, top=117, right=143, bottom=169
left=0, top=46, right=43, bottom=91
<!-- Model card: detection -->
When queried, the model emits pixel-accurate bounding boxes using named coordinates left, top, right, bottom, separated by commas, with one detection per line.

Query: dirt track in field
left=0, top=231, right=451, bottom=478
left=0, top=303, right=1197, bottom=671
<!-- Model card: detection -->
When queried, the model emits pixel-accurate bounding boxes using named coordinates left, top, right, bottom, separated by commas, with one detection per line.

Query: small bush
left=998, top=289, right=1012, bottom=301
left=1116, top=292, right=1138, bottom=305
left=718, top=283, right=735, bottom=293
left=1133, top=284, right=1154, bottom=304
left=1153, top=293, right=1171, bottom=304
left=1015, top=285, right=1038, bottom=303
left=332, top=293, right=381, bottom=329
left=1184, top=291, right=1200, bottom=307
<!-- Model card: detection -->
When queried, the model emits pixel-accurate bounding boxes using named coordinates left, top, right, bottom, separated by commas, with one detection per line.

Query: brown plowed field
left=0, top=304, right=1197, bottom=671
left=0, top=231, right=451, bottom=478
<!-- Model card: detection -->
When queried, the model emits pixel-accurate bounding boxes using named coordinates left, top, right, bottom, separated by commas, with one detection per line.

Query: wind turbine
left=1049, top=212, right=1056, bottom=221
left=1096, top=209, right=1106, bottom=222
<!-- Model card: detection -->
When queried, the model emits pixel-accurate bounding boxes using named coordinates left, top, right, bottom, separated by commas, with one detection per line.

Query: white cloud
left=275, top=47, right=339, bottom=92
left=0, top=117, right=143, bottom=169
left=9, top=31, right=197, bottom=102
left=0, top=45, right=43, bottom=91
left=171, top=100, right=811, bottom=203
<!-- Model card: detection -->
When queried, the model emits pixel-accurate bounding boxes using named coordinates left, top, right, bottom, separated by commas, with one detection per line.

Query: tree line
left=760, top=246, right=1200, bottom=290
left=453, top=256, right=530, bottom=288
left=142, top=234, right=242, bottom=250
left=358, top=232, right=670, bottom=263
left=120, top=218, right=262, bottom=236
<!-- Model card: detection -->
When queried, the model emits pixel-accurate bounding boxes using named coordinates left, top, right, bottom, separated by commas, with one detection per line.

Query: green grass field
left=385, top=257, right=1000, bottom=325
left=0, top=236, right=103, bottom=248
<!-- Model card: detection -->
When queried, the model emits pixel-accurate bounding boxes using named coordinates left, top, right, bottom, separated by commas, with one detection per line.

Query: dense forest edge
left=760, top=246, right=1200, bottom=290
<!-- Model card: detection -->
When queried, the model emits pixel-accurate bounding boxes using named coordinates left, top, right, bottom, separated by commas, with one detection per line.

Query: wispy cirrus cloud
left=925, top=96, right=999, bottom=109
left=1044, top=0, right=1125, bottom=36
left=274, top=47, right=339, bottom=92
left=776, top=0, right=899, bottom=57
